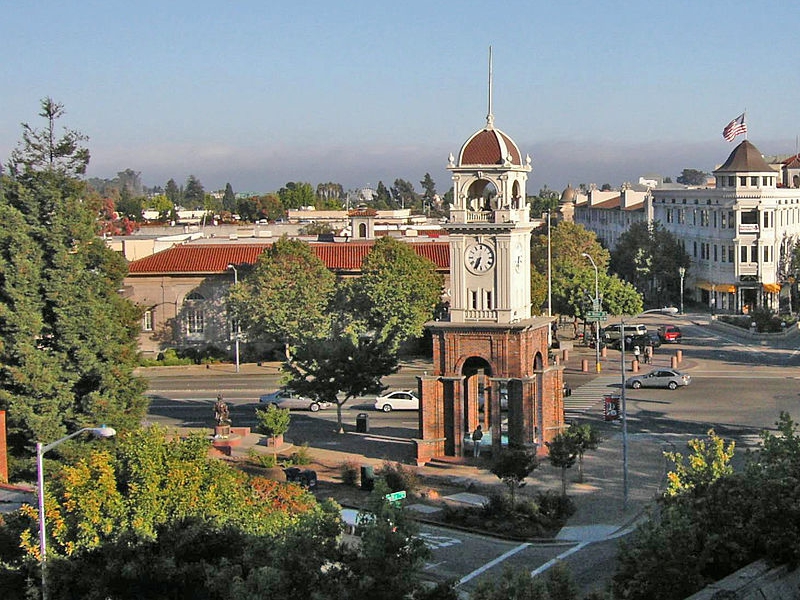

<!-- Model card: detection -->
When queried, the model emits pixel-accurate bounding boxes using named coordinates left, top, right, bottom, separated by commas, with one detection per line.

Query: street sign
left=385, top=490, right=406, bottom=503
left=586, top=311, right=608, bottom=322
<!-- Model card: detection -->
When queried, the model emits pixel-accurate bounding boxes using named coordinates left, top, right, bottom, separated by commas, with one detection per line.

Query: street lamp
left=581, top=253, right=601, bottom=373
left=37, top=426, right=116, bottom=599
left=226, top=264, right=240, bottom=373
left=678, top=267, right=686, bottom=315
left=619, top=307, right=678, bottom=511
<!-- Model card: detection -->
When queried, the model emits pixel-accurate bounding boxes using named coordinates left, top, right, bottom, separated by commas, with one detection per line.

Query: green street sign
left=586, top=311, right=608, bottom=321
left=385, top=490, right=406, bottom=503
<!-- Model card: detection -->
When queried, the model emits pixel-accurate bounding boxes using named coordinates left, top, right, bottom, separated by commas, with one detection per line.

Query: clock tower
left=415, top=51, right=564, bottom=464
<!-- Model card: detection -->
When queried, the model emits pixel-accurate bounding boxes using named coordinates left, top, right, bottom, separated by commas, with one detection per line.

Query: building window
left=728, top=211, right=735, bottom=228
left=471, top=290, right=478, bottom=310
left=184, top=291, right=206, bottom=335
left=186, top=308, right=204, bottom=333
left=700, top=210, right=709, bottom=227
left=679, top=209, right=685, bottom=224
left=693, top=241, right=697, bottom=258
left=713, top=211, right=717, bottom=228
left=750, top=176, right=758, bottom=186
left=739, top=176, right=747, bottom=186
left=751, top=245, right=758, bottom=262
left=714, top=245, right=718, bottom=262
left=486, top=291, right=493, bottom=309
left=764, top=246, right=771, bottom=262
left=741, top=246, right=748, bottom=262
left=721, top=245, right=726, bottom=262
left=142, top=309, right=153, bottom=332
left=729, top=245, right=734, bottom=263
left=728, top=176, right=735, bottom=187
left=666, top=208, right=673, bottom=223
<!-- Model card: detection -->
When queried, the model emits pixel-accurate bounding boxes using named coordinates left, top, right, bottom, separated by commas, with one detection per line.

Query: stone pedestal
left=214, top=424, right=231, bottom=438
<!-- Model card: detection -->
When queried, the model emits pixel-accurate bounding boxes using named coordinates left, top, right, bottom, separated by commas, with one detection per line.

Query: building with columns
left=416, top=101, right=564, bottom=465
left=652, top=140, right=800, bottom=313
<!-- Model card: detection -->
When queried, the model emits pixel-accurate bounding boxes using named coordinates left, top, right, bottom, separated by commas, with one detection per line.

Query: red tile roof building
left=125, top=241, right=449, bottom=356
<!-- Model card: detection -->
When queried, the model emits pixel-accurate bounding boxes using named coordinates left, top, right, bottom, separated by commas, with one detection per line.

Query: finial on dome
left=448, top=152, right=455, bottom=166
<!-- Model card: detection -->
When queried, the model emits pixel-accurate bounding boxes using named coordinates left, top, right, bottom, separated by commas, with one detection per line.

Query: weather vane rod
left=487, top=46, right=494, bottom=128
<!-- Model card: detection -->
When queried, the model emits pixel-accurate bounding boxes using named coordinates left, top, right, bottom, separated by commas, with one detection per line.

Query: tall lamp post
left=619, top=307, right=678, bottom=510
left=37, top=426, right=116, bottom=600
left=226, top=264, right=240, bottom=373
left=678, top=267, right=686, bottom=315
left=581, top=253, right=601, bottom=373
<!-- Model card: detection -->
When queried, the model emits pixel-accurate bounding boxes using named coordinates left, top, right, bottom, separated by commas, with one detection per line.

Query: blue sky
left=2, top=1, right=798, bottom=196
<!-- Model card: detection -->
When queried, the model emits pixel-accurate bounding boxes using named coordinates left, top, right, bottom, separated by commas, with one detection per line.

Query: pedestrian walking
left=644, top=344, right=653, bottom=364
left=472, top=425, right=483, bottom=457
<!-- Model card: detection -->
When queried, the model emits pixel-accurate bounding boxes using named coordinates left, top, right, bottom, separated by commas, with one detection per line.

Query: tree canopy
left=676, top=169, right=708, bottom=186
left=8, top=97, right=90, bottom=176
left=0, top=104, right=147, bottom=473
left=531, top=221, right=642, bottom=317
left=610, top=221, right=690, bottom=308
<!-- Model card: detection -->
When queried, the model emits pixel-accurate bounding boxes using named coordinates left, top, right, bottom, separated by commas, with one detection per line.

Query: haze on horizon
left=2, top=1, right=798, bottom=196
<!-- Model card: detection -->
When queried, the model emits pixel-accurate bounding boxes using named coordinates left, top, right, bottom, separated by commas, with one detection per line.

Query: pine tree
left=0, top=103, right=148, bottom=473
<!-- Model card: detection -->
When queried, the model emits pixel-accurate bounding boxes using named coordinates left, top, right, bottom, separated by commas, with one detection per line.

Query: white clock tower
left=445, top=63, right=533, bottom=324
left=415, top=49, right=564, bottom=465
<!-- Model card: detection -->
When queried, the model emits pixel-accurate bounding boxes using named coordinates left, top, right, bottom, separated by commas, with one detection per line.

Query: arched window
left=184, top=291, right=205, bottom=335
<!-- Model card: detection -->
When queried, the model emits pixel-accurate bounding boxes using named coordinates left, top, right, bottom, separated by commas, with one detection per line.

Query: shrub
left=247, top=448, right=278, bottom=469
left=378, top=460, right=419, bottom=494
left=535, top=490, right=576, bottom=522
left=339, top=460, right=359, bottom=486
left=255, top=404, right=290, bottom=438
left=287, top=443, right=312, bottom=466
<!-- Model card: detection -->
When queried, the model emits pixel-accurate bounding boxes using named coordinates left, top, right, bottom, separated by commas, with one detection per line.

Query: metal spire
left=486, top=46, right=494, bottom=129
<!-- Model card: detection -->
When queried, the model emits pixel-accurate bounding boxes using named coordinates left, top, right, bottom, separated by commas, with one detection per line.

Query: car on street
left=627, top=368, right=691, bottom=390
left=374, top=390, right=419, bottom=412
left=644, top=331, right=662, bottom=348
left=658, top=325, right=682, bottom=343
left=259, top=388, right=332, bottom=412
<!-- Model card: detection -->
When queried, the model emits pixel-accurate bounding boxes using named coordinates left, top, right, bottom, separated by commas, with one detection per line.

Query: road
left=140, top=317, right=800, bottom=594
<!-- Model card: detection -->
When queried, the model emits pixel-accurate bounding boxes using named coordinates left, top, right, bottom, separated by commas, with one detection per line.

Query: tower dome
left=457, top=124, right=523, bottom=167
left=561, top=184, right=577, bottom=203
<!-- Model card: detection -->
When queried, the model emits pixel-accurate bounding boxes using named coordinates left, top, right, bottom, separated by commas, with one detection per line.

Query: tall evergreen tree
left=222, top=182, right=236, bottom=212
left=0, top=103, right=148, bottom=473
left=164, top=178, right=181, bottom=206
left=183, top=175, right=205, bottom=209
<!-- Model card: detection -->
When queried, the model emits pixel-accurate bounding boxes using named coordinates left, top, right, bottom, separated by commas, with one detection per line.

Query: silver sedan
left=627, top=369, right=691, bottom=390
left=259, top=388, right=332, bottom=412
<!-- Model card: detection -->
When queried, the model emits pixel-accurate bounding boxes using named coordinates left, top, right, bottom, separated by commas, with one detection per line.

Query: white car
left=259, top=388, right=332, bottom=412
left=374, top=390, right=419, bottom=412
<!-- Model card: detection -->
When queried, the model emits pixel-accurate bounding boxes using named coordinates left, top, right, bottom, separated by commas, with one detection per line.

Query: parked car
left=627, top=368, right=691, bottom=390
left=610, top=333, right=653, bottom=351
left=658, top=325, right=683, bottom=343
left=645, top=331, right=662, bottom=348
left=602, top=323, right=647, bottom=343
left=374, top=390, right=419, bottom=412
left=259, top=388, right=332, bottom=412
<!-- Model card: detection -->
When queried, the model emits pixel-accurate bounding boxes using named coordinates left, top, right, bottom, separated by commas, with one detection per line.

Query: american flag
left=722, top=113, right=747, bottom=142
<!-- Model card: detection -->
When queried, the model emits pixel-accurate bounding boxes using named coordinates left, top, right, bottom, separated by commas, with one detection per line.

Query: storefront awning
left=696, top=281, right=736, bottom=293
left=763, top=283, right=781, bottom=293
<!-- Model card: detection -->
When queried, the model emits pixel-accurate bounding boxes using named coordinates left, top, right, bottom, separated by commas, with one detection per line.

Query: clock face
left=466, top=243, right=495, bottom=273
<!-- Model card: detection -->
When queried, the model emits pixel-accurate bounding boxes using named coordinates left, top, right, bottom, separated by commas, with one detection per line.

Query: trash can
left=356, top=412, right=369, bottom=433
left=360, top=465, right=374, bottom=490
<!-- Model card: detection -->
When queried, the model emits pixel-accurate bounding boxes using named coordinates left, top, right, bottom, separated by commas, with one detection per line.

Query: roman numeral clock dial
left=465, top=243, right=495, bottom=273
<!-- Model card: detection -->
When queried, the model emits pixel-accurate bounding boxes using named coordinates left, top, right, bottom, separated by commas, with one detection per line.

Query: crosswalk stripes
left=564, top=375, right=620, bottom=417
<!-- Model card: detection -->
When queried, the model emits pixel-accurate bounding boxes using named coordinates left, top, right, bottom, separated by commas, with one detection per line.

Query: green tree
left=676, top=168, right=708, bottom=185
left=255, top=404, right=291, bottom=439
left=222, top=182, right=236, bottom=212
left=315, top=182, right=343, bottom=207
left=237, top=193, right=284, bottom=222
left=287, top=238, right=441, bottom=433
left=278, top=181, right=315, bottom=210
left=490, top=447, right=538, bottom=505
left=664, top=429, right=735, bottom=499
left=8, top=97, right=90, bottom=176
left=147, top=193, right=173, bottom=220
left=115, top=186, right=144, bottom=220
left=566, top=423, right=601, bottom=483
left=611, top=221, right=689, bottom=307
left=183, top=174, right=205, bottom=209
left=373, top=181, right=392, bottom=209
left=391, top=178, right=419, bottom=210
left=529, top=185, right=561, bottom=219
left=1, top=112, right=147, bottom=471
left=546, top=433, right=578, bottom=498
left=164, top=178, right=181, bottom=206
left=472, top=563, right=579, bottom=600
left=229, top=237, right=335, bottom=353
left=420, top=172, right=437, bottom=207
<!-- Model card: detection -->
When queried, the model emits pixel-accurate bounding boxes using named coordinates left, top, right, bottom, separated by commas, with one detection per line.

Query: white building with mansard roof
left=652, top=139, right=800, bottom=314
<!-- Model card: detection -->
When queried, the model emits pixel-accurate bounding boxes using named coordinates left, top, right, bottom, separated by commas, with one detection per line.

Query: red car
left=657, top=325, right=682, bottom=343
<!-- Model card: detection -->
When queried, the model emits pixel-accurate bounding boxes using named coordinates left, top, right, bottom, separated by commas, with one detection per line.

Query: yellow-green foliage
left=664, top=428, right=735, bottom=498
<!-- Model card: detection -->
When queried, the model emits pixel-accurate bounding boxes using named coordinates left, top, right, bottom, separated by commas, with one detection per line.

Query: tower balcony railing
left=465, top=309, right=499, bottom=321
left=466, top=210, right=493, bottom=223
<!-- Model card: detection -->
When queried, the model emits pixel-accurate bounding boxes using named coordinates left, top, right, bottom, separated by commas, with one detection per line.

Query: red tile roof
left=127, top=241, right=450, bottom=275
left=460, top=129, right=522, bottom=165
